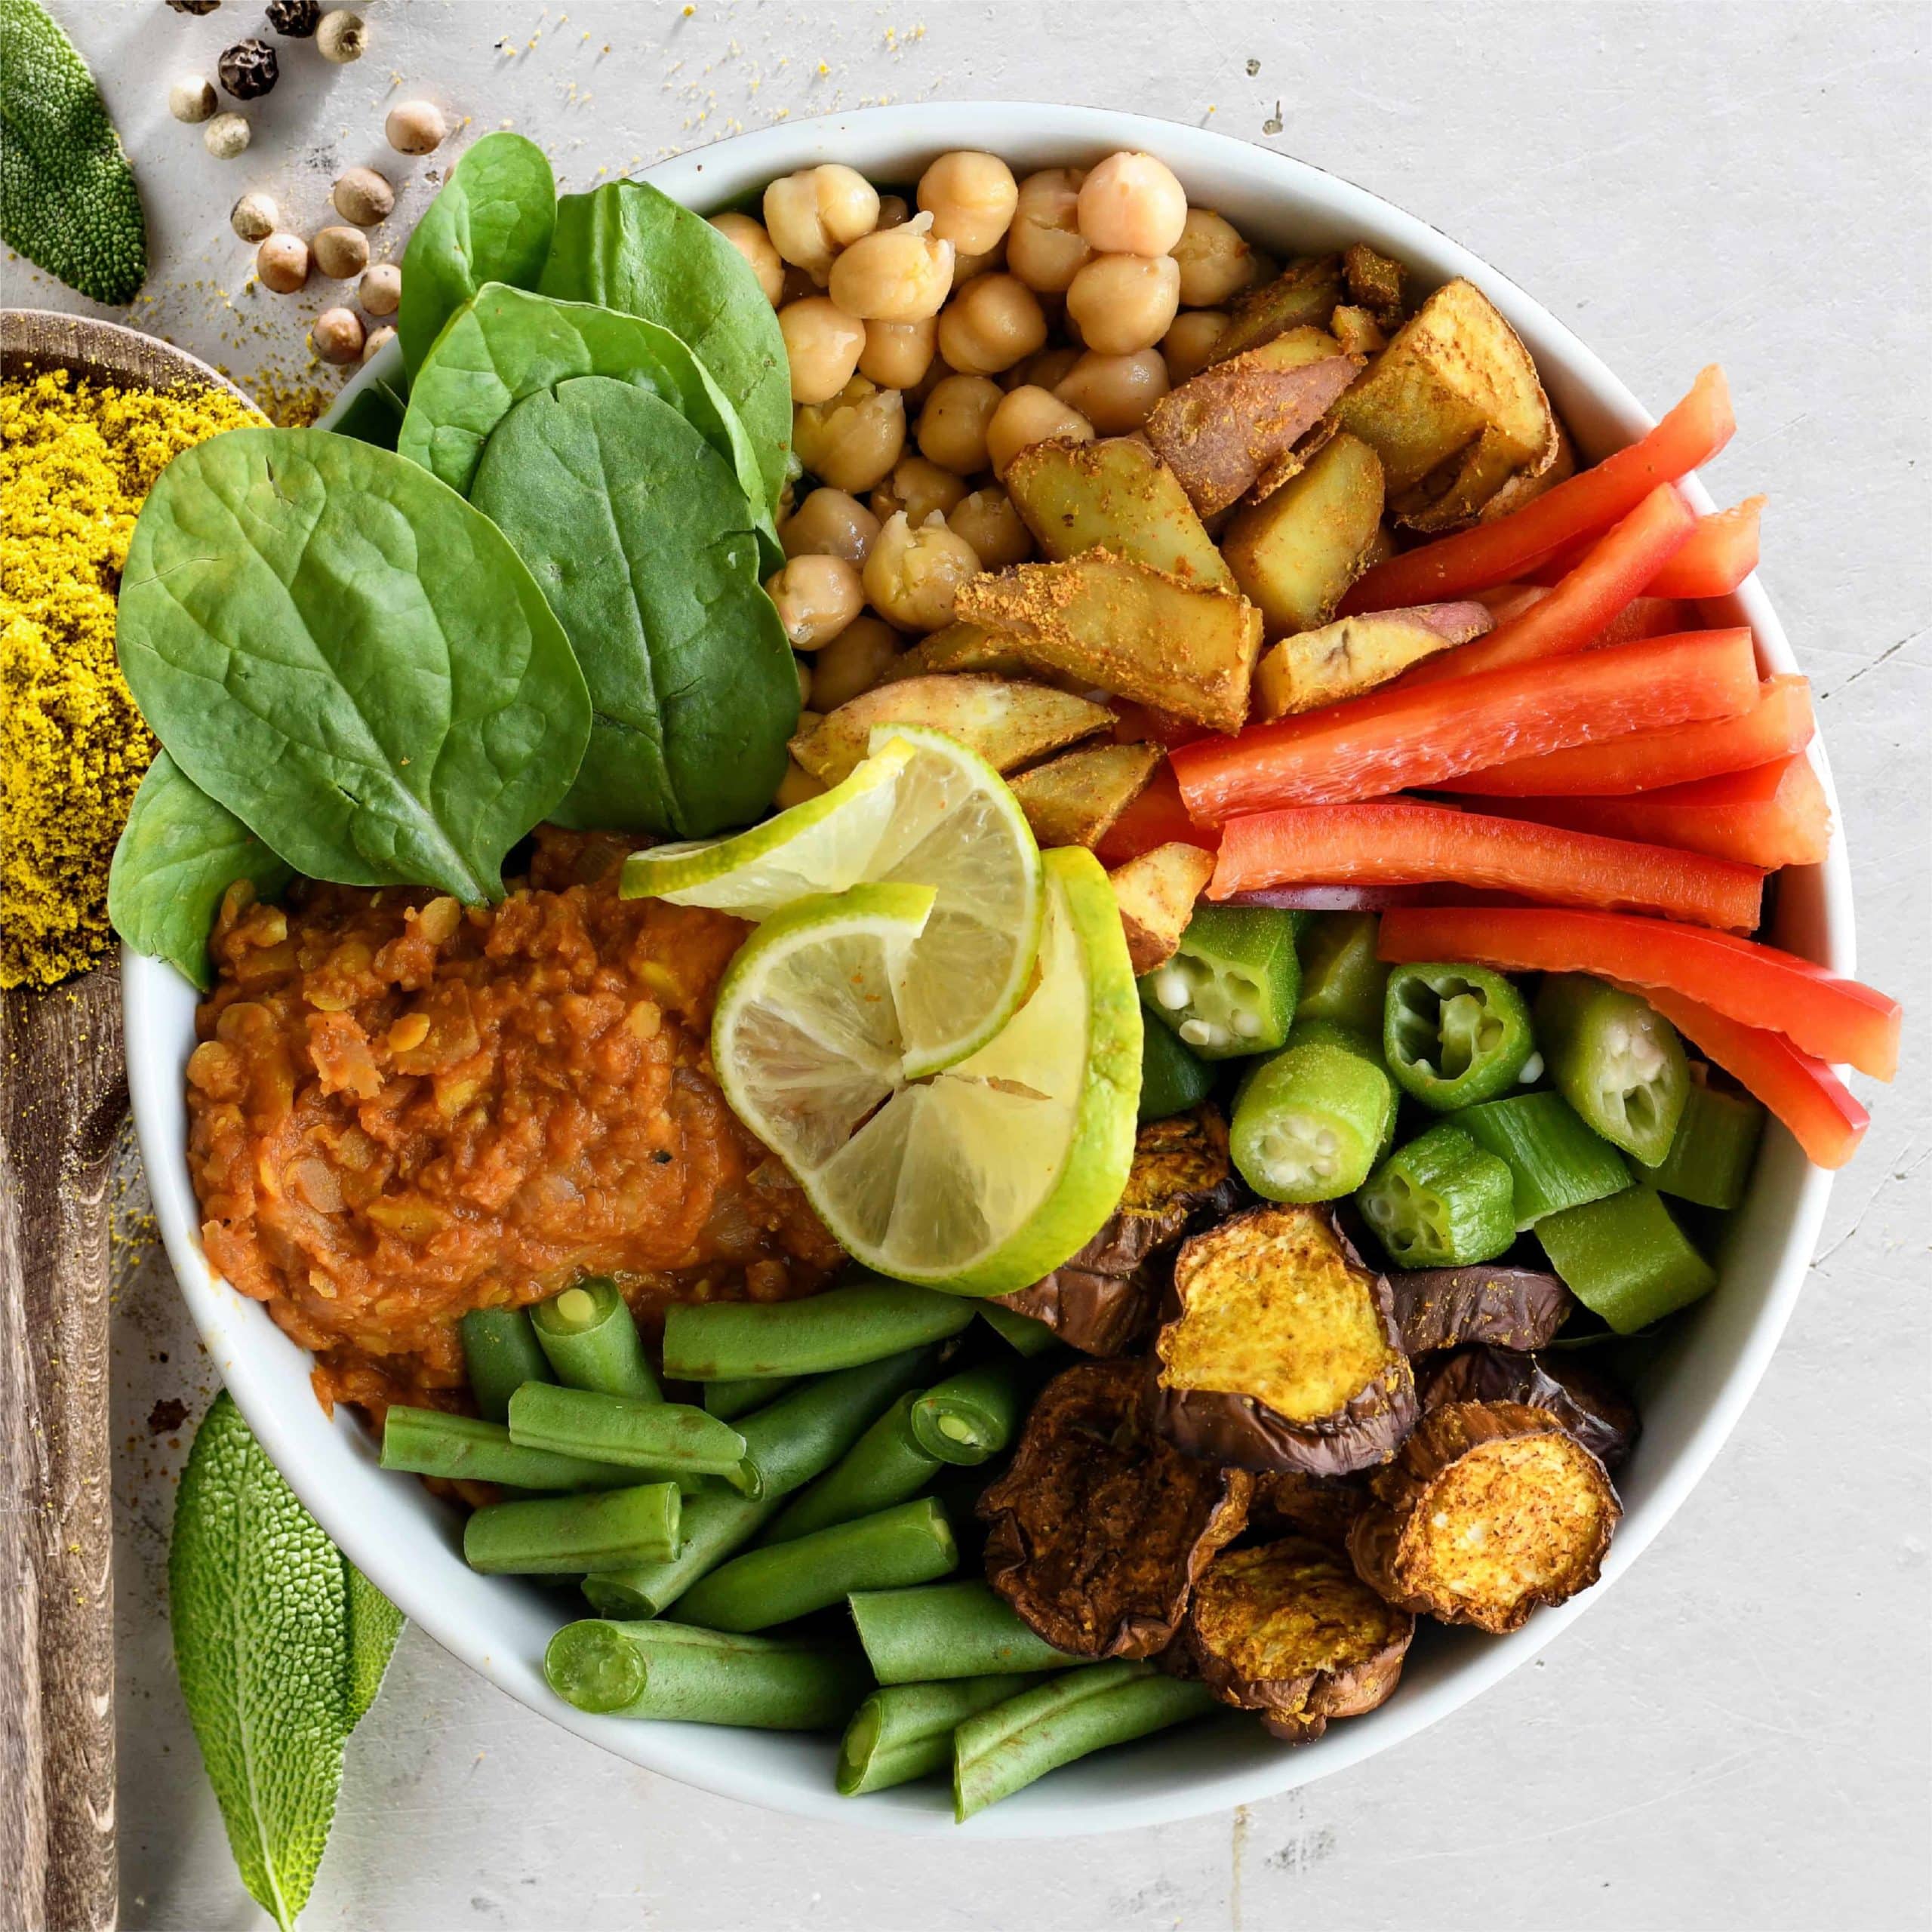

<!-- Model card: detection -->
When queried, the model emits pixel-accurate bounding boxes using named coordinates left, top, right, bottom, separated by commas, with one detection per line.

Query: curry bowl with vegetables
left=117, top=103, right=1892, bottom=1832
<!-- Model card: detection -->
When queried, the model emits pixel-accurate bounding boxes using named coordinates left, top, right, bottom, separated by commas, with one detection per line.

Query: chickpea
left=1171, top=208, right=1258, bottom=307
left=792, top=377, right=906, bottom=494
left=1161, top=309, right=1229, bottom=383
left=1076, top=150, right=1188, bottom=256
left=779, top=296, right=866, bottom=405
left=779, top=262, right=819, bottom=306
left=1007, top=344, right=1083, bottom=393
left=935, top=274, right=1047, bottom=378
left=1065, top=253, right=1180, bottom=356
left=1054, top=348, right=1170, bottom=434
left=948, top=485, right=1034, bottom=568
left=709, top=212, right=785, bottom=305
left=871, top=454, right=967, bottom=528
left=985, top=385, right=1094, bottom=480
left=826, top=216, right=955, bottom=322
left=863, top=512, right=981, bottom=633
left=875, top=194, right=911, bottom=230
left=774, top=759, right=827, bottom=810
left=858, top=315, right=936, bottom=390
left=780, top=487, right=880, bottom=564
left=764, top=552, right=866, bottom=650
left=915, top=373, right=1004, bottom=475
left=902, top=353, right=954, bottom=412
left=1007, top=168, right=1091, bottom=294
left=809, top=614, right=903, bottom=709
left=916, top=151, right=1019, bottom=255
left=949, top=237, right=1007, bottom=285
left=762, top=165, right=881, bottom=279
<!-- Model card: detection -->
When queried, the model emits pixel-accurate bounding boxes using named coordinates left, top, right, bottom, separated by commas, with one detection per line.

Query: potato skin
left=1419, top=1346, right=1639, bottom=1471
left=1386, top=1266, right=1575, bottom=1357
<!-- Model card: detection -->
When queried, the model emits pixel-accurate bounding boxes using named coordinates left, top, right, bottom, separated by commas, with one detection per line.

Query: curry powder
left=0, top=368, right=260, bottom=989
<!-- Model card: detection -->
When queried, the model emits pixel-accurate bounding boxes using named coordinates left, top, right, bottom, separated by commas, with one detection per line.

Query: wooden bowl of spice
left=0, top=307, right=258, bottom=1932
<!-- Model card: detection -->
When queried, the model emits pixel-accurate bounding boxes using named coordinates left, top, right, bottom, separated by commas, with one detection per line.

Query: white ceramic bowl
left=125, top=101, right=1853, bottom=1837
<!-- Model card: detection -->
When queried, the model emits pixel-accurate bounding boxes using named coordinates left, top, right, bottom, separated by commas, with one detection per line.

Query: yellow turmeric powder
left=1, top=368, right=260, bottom=989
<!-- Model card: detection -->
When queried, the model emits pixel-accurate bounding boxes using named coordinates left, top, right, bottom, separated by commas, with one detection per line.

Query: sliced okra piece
left=1137, top=905, right=1299, bottom=1060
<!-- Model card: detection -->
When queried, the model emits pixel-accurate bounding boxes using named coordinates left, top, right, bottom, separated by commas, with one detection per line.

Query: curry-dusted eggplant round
left=1419, top=1346, right=1641, bottom=1472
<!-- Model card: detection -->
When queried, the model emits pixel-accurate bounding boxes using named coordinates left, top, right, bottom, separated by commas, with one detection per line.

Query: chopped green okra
left=1138, top=1014, right=1217, bottom=1121
left=1458, top=1091, right=1631, bottom=1229
left=1536, top=974, right=1689, bottom=1165
left=1357, top=1120, right=1517, bottom=1267
left=1537, top=1185, right=1716, bottom=1332
left=1138, top=904, right=1300, bottom=1060
left=1230, top=1031, right=1394, bottom=1203
left=1384, top=961, right=1536, bottom=1112
left=1638, top=1075, right=1764, bottom=1210
left=1295, top=911, right=1389, bottom=1038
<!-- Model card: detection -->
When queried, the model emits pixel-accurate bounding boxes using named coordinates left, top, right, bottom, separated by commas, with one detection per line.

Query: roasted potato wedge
left=790, top=673, right=1112, bottom=786
left=1342, top=242, right=1407, bottom=325
left=1477, top=420, right=1577, bottom=525
left=881, top=621, right=1035, bottom=682
left=1109, top=839, right=1216, bottom=974
left=954, top=553, right=1263, bottom=735
left=1348, top=1399, right=1620, bottom=1632
left=1186, top=1536, right=1414, bottom=1741
left=1004, top=437, right=1232, bottom=589
left=1220, top=432, right=1386, bottom=638
left=1145, top=328, right=1361, bottom=518
left=1252, top=599, right=1494, bottom=718
left=1386, top=1265, right=1576, bottom=1357
left=979, top=1356, right=1252, bottom=1657
left=1008, top=741, right=1162, bottom=850
left=1151, top=1203, right=1418, bottom=1477
left=1420, top=1346, right=1639, bottom=1471
left=1329, top=304, right=1387, bottom=358
left=1208, top=254, right=1347, bottom=365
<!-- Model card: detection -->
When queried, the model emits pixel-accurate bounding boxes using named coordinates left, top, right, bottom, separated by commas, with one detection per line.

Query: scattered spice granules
left=0, top=367, right=260, bottom=989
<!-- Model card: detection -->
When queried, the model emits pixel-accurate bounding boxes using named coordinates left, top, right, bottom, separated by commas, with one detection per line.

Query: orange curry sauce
left=186, top=829, right=841, bottom=1420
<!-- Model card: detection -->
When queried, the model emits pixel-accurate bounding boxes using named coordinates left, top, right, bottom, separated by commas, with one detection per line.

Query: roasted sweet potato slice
left=1209, top=254, right=1347, bottom=365
left=1186, top=1536, right=1414, bottom=1740
left=1477, top=421, right=1577, bottom=525
left=1009, top=741, right=1162, bottom=851
left=881, top=621, right=1034, bottom=682
left=994, top=1105, right=1241, bottom=1355
left=954, top=553, right=1263, bottom=734
left=1342, top=243, right=1407, bottom=326
left=1386, top=1265, right=1575, bottom=1356
left=979, top=1356, right=1252, bottom=1657
left=1220, top=432, right=1386, bottom=638
left=1109, top=839, right=1215, bottom=974
left=1151, top=1203, right=1418, bottom=1476
left=1247, top=1469, right=1367, bottom=1549
left=789, top=673, right=1112, bottom=785
left=1252, top=600, right=1494, bottom=718
left=1348, top=1399, right=1620, bottom=1632
left=1420, top=1346, right=1639, bottom=1470
left=1004, top=436, right=1232, bottom=589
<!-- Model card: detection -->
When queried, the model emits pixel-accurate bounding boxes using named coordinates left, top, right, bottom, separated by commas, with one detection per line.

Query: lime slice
left=624, top=724, right=1042, bottom=1078
left=713, top=846, right=1142, bottom=1295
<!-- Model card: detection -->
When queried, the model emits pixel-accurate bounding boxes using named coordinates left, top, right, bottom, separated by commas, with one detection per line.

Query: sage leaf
left=344, top=1563, right=405, bottom=1730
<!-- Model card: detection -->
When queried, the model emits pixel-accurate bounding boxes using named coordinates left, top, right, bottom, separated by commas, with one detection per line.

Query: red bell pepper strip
left=1444, top=675, right=1813, bottom=797
left=1478, top=756, right=1831, bottom=869
left=1092, top=762, right=1216, bottom=866
left=1627, top=984, right=1868, bottom=1169
left=1339, top=365, right=1736, bottom=611
left=1396, top=487, right=1698, bottom=688
left=1528, top=495, right=1765, bottom=598
left=1171, top=628, right=1758, bottom=823
left=1475, top=586, right=1694, bottom=646
left=1210, top=800, right=1764, bottom=929
left=1377, top=906, right=1901, bottom=1081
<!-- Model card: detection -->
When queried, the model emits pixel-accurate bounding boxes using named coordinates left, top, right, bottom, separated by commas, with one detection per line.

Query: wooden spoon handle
left=0, top=971, right=125, bottom=1932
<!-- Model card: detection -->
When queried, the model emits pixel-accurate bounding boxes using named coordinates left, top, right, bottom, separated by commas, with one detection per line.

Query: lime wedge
left=624, top=724, right=1043, bottom=1078
left=713, top=847, right=1142, bottom=1294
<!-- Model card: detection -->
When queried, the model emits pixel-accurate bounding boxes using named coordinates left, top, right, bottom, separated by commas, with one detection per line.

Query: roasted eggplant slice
left=979, top=1357, right=1252, bottom=1658
left=1186, top=1536, right=1414, bottom=1741
left=1151, top=1204, right=1419, bottom=1476
left=1419, top=1347, right=1640, bottom=1471
left=1386, top=1265, right=1576, bottom=1357
left=1348, top=1399, right=1620, bottom=1633
left=1247, top=1469, right=1367, bottom=1549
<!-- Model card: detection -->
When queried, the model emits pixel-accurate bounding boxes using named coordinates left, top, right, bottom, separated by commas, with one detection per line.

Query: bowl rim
left=125, top=99, right=1850, bottom=1838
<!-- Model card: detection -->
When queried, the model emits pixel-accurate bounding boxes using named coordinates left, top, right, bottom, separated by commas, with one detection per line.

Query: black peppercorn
left=165, top=0, right=220, bottom=14
left=265, top=0, right=321, bottom=35
left=217, top=38, right=278, bottom=100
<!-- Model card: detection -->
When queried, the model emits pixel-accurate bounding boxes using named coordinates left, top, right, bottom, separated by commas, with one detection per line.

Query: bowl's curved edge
left=129, top=100, right=1846, bottom=1838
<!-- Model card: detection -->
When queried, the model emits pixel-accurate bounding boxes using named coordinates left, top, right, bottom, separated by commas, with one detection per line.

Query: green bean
left=908, top=1361, right=1026, bottom=1466
left=380, top=1406, right=642, bottom=1492
left=530, top=1278, right=660, bottom=1401
left=1637, top=1077, right=1764, bottom=1210
left=1457, top=1091, right=1630, bottom=1227
left=761, top=1392, right=940, bottom=1546
left=459, top=1306, right=552, bottom=1422
left=506, top=1384, right=749, bottom=1487
left=703, top=1375, right=801, bottom=1420
left=977, top=1305, right=1060, bottom=1358
left=660, top=1273, right=977, bottom=1381
left=462, top=1481, right=680, bottom=1574
left=837, top=1676, right=1031, bottom=1796
left=546, top=1619, right=870, bottom=1730
left=1137, top=1015, right=1215, bottom=1122
left=1295, top=911, right=1389, bottom=1038
left=1537, top=1184, right=1715, bottom=1333
left=952, top=1664, right=1218, bottom=1820
left=676, top=1498, right=957, bottom=1633
left=848, top=1580, right=1081, bottom=1684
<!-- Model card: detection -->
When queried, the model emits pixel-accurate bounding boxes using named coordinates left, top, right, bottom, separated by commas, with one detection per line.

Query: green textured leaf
left=344, top=1564, right=405, bottom=1730
left=0, top=0, right=146, bottom=303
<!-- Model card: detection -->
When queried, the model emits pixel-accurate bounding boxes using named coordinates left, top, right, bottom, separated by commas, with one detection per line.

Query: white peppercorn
left=311, top=225, right=369, bottom=279
left=361, top=325, right=396, bottom=364
left=311, top=307, right=365, bottom=363
left=255, top=232, right=309, bottom=294
left=384, top=99, right=447, bottom=155
left=358, top=261, right=401, bottom=316
left=331, top=166, right=394, bottom=226
left=315, top=10, right=366, bottom=63
left=202, top=112, right=251, bottom=160
left=229, top=191, right=278, bottom=243
left=168, top=76, right=217, bottom=125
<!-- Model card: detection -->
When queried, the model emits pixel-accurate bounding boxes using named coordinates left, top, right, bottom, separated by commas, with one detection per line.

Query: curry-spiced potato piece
left=1385, top=1264, right=1576, bottom=1358
left=1150, top=1204, right=1418, bottom=1477
left=1419, top=1346, right=1639, bottom=1472
left=979, top=1356, right=1252, bottom=1658
left=1246, top=1469, right=1367, bottom=1550
left=1348, top=1399, right=1620, bottom=1634
left=1186, top=1536, right=1414, bottom=1742
left=994, top=1104, right=1242, bottom=1355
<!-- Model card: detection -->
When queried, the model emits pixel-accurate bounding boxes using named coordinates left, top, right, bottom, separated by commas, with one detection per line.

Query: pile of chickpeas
left=709, top=149, right=1270, bottom=786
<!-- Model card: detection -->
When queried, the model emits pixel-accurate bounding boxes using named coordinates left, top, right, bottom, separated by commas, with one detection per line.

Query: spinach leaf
left=117, top=427, right=589, bottom=903
left=470, top=376, right=796, bottom=838
left=540, top=177, right=792, bottom=516
left=108, top=751, right=294, bottom=991
left=398, top=131, right=555, bottom=380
